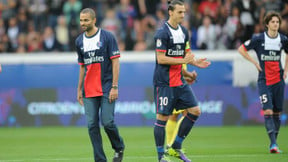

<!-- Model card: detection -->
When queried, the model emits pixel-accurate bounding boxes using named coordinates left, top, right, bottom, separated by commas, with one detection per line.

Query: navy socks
left=172, top=113, right=199, bottom=149
left=154, top=120, right=167, bottom=160
left=273, top=114, right=281, bottom=140
left=264, top=115, right=276, bottom=146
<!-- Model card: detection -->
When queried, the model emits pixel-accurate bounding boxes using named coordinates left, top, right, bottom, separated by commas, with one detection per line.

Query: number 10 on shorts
left=159, top=97, right=168, bottom=106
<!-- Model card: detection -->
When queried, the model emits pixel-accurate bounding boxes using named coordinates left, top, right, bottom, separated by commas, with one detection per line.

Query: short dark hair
left=168, top=0, right=184, bottom=11
left=264, top=11, right=282, bottom=27
left=80, top=8, right=96, bottom=19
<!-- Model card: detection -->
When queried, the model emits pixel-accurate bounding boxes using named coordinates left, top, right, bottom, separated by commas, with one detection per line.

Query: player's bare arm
left=238, top=45, right=262, bottom=71
left=186, top=51, right=211, bottom=68
left=77, top=65, right=85, bottom=106
left=283, top=53, right=288, bottom=79
left=109, top=57, right=119, bottom=103
left=183, top=69, right=197, bottom=84
left=157, top=51, right=194, bottom=65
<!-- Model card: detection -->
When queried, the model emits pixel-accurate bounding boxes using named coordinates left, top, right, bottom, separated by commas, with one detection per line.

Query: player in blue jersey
left=76, top=8, right=124, bottom=162
left=153, top=1, right=211, bottom=162
left=238, top=11, right=288, bottom=154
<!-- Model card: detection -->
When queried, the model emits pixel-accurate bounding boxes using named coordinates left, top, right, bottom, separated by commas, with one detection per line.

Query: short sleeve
left=282, top=35, right=288, bottom=53
left=107, top=32, right=120, bottom=59
left=154, top=28, right=168, bottom=53
left=75, top=36, right=84, bottom=65
left=243, top=34, right=258, bottom=51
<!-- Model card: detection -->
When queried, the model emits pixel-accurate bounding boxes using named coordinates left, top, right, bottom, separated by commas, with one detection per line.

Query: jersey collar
left=166, top=22, right=179, bottom=30
left=84, top=28, right=100, bottom=38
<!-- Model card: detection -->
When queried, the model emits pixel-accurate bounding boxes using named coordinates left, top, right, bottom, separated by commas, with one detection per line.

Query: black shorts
left=154, top=84, right=198, bottom=115
left=258, top=79, right=285, bottom=112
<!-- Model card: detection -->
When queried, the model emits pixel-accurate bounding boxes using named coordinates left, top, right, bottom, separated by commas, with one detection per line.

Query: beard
left=82, top=24, right=93, bottom=32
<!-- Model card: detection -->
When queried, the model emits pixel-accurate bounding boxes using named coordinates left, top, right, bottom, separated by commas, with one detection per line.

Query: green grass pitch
left=0, top=126, right=287, bottom=162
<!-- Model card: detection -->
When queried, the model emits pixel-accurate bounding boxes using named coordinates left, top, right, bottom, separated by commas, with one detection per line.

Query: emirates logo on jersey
left=167, top=49, right=184, bottom=56
left=261, top=51, right=280, bottom=61
left=167, top=44, right=184, bottom=56
left=84, top=56, right=104, bottom=64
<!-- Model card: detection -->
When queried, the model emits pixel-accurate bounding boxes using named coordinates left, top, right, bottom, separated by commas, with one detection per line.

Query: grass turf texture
left=0, top=126, right=287, bottom=162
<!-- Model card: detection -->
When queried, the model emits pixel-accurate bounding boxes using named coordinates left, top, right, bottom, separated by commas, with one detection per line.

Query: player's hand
left=255, top=63, right=262, bottom=71
left=77, top=90, right=84, bottom=106
left=192, top=58, right=211, bottom=68
left=184, top=70, right=197, bottom=84
left=109, top=88, right=118, bottom=103
left=184, top=53, right=195, bottom=64
left=284, top=72, right=287, bottom=80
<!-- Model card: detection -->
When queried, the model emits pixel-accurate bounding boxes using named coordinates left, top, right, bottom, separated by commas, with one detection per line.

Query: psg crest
left=97, top=41, right=103, bottom=48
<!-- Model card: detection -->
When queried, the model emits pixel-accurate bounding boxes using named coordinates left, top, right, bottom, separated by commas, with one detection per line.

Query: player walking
left=76, top=8, right=125, bottom=162
left=238, top=11, right=288, bottom=153
left=165, top=65, right=197, bottom=148
left=153, top=1, right=210, bottom=162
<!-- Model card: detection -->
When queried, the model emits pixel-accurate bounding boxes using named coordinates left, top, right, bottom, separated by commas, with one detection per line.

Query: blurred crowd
left=1, top=0, right=288, bottom=53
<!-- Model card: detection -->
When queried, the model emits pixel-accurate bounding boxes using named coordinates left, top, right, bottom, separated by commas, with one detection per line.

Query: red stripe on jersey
left=78, top=63, right=84, bottom=65
left=156, top=49, right=167, bottom=53
left=110, top=55, right=120, bottom=59
left=185, top=48, right=190, bottom=52
left=84, top=63, right=103, bottom=97
left=169, top=64, right=183, bottom=87
left=265, top=61, right=280, bottom=85
left=242, top=44, right=247, bottom=51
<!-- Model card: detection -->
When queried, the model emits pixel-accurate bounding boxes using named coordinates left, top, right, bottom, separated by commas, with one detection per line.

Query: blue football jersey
left=75, top=29, right=120, bottom=97
left=242, top=32, right=288, bottom=85
left=153, top=22, right=191, bottom=87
